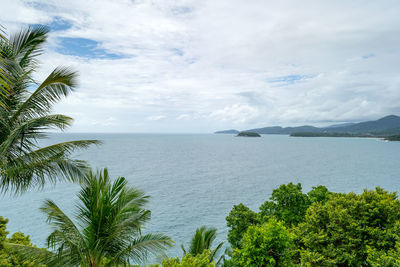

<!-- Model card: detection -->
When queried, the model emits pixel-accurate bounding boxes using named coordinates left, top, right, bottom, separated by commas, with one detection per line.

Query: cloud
left=1, top=0, right=400, bottom=132
left=146, top=115, right=167, bottom=121
left=209, top=104, right=261, bottom=124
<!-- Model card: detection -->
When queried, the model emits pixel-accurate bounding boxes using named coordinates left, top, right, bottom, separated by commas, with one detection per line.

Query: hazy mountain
left=215, top=115, right=400, bottom=135
left=325, top=122, right=356, bottom=128
left=214, top=129, right=239, bottom=134
left=323, top=115, right=400, bottom=133
left=246, top=125, right=321, bottom=134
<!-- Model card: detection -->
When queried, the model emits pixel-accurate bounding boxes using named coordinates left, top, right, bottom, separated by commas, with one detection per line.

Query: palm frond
left=9, top=26, right=49, bottom=70
left=0, top=26, right=98, bottom=194
left=40, top=199, right=86, bottom=265
left=0, top=143, right=99, bottom=193
left=210, top=241, right=224, bottom=263
left=108, top=233, right=173, bottom=265
left=11, top=67, right=78, bottom=120
left=21, top=140, right=101, bottom=162
left=0, top=114, right=74, bottom=156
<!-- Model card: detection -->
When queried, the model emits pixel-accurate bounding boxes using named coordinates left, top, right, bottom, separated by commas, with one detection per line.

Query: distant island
left=236, top=131, right=261, bottom=137
left=290, top=132, right=374, bottom=138
left=216, top=115, right=400, bottom=141
left=385, top=135, right=400, bottom=141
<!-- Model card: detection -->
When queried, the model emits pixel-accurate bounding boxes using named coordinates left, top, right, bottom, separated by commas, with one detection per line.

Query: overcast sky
left=2, top=0, right=400, bottom=132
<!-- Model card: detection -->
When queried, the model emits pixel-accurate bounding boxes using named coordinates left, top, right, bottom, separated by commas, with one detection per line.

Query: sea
left=1, top=133, right=399, bottom=258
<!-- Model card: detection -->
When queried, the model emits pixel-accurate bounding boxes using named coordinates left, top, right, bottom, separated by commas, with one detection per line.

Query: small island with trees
left=236, top=131, right=261, bottom=137
left=385, top=134, right=400, bottom=141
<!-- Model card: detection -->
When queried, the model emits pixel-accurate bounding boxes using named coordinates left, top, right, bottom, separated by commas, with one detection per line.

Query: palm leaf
left=108, top=233, right=173, bottom=266
left=0, top=114, right=74, bottom=156
left=11, top=67, right=78, bottom=121
left=0, top=26, right=98, bottom=194
left=9, top=26, right=48, bottom=70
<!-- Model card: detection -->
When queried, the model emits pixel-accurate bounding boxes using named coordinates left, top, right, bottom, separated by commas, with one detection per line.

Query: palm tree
left=41, top=168, right=173, bottom=266
left=0, top=26, right=99, bottom=193
left=181, top=226, right=224, bottom=263
left=0, top=24, right=13, bottom=108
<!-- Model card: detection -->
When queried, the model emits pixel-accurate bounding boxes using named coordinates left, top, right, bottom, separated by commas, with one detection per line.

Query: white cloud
left=209, top=104, right=261, bottom=125
left=146, top=115, right=166, bottom=121
left=1, top=0, right=400, bottom=132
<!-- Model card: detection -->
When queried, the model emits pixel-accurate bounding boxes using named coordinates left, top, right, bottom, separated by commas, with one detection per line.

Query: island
left=385, top=135, right=400, bottom=141
left=236, top=131, right=261, bottom=137
left=290, top=132, right=372, bottom=138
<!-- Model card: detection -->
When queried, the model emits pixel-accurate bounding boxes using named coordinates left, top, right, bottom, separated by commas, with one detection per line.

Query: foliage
left=385, top=134, right=400, bottom=141
left=296, top=187, right=400, bottom=266
left=366, top=242, right=400, bottom=266
left=0, top=26, right=99, bottom=193
left=226, top=203, right=259, bottom=249
left=161, top=250, right=216, bottom=267
left=0, top=216, right=46, bottom=267
left=231, top=218, right=293, bottom=267
left=259, top=183, right=310, bottom=227
left=40, top=168, right=173, bottom=267
left=307, top=185, right=331, bottom=204
left=181, top=226, right=224, bottom=263
left=227, top=183, right=331, bottom=249
left=236, top=132, right=261, bottom=137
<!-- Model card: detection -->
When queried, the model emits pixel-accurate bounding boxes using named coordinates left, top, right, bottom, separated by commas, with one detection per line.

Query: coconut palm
left=0, top=26, right=99, bottom=193
left=181, top=226, right=224, bottom=263
left=41, top=168, right=173, bottom=266
left=0, top=24, right=13, bottom=108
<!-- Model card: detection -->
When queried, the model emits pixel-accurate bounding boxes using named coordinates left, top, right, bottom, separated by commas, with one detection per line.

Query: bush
left=160, top=250, right=216, bottom=267
left=296, top=188, right=400, bottom=266
left=231, top=219, right=293, bottom=266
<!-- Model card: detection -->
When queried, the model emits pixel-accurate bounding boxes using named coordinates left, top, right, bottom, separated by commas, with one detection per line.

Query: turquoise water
left=1, top=133, right=400, bottom=257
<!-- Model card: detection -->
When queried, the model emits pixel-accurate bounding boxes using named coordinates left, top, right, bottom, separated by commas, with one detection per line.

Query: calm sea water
left=1, top=133, right=400, bottom=257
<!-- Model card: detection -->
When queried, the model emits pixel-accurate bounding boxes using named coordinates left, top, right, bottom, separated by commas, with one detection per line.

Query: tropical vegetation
left=159, top=250, right=216, bottom=267
left=2, top=25, right=400, bottom=267
left=0, top=25, right=99, bottom=193
left=230, top=218, right=292, bottom=266
left=0, top=216, right=47, bottom=267
left=40, top=168, right=173, bottom=266
left=225, top=183, right=400, bottom=266
left=181, top=226, right=224, bottom=264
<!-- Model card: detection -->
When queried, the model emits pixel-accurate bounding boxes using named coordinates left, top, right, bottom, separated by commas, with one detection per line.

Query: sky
left=1, top=0, right=400, bottom=133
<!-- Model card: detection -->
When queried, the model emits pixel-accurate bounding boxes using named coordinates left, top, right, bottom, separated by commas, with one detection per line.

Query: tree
left=226, top=184, right=331, bottom=250
left=0, top=24, right=12, bottom=108
left=40, top=168, right=173, bottom=266
left=0, top=26, right=99, bottom=193
left=259, top=183, right=310, bottom=227
left=307, top=185, right=332, bottom=205
left=296, top=188, right=400, bottom=266
left=226, top=203, right=259, bottom=249
left=231, top=218, right=293, bottom=267
left=0, top=216, right=46, bottom=267
left=160, top=250, right=216, bottom=267
left=181, top=226, right=224, bottom=263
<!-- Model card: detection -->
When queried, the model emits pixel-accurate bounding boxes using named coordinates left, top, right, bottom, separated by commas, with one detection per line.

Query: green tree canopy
left=226, top=203, right=259, bottom=249
left=226, top=183, right=332, bottom=249
left=259, top=182, right=310, bottom=227
left=296, top=187, right=400, bottom=266
left=160, top=250, right=216, bottom=267
left=231, top=218, right=293, bottom=267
